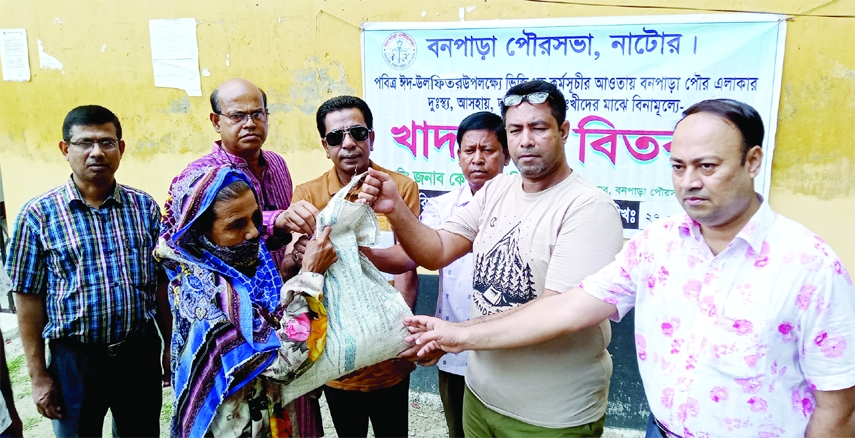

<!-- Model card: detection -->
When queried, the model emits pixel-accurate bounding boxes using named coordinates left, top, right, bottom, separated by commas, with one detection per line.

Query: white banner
left=362, top=14, right=786, bottom=236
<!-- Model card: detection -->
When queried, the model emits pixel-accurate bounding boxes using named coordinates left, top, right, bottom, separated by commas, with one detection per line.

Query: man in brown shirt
left=292, top=95, right=419, bottom=437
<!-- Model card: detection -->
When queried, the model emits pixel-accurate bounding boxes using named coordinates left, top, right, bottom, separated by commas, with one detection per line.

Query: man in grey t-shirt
left=359, top=80, right=623, bottom=435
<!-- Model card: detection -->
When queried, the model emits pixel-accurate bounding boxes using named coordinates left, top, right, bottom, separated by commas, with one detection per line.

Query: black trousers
left=438, top=370, right=465, bottom=438
left=48, top=323, right=162, bottom=437
left=323, top=375, right=410, bottom=437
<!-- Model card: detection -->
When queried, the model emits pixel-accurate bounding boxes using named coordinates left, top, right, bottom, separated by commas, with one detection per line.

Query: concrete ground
left=1, top=313, right=641, bottom=437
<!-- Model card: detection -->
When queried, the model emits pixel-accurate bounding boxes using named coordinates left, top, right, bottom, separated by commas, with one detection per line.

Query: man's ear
left=368, top=129, right=375, bottom=152
left=59, top=141, right=69, bottom=158
left=118, top=139, right=126, bottom=157
left=322, top=139, right=331, bottom=159
left=745, top=145, right=763, bottom=178
left=560, top=119, right=571, bottom=141
left=210, top=113, right=221, bottom=133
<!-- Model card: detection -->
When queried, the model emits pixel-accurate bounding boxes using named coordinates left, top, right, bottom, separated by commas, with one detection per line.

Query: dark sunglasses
left=324, top=126, right=371, bottom=146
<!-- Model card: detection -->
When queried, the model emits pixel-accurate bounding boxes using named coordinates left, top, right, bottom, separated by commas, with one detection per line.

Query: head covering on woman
left=157, top=166, right=326, bottom=437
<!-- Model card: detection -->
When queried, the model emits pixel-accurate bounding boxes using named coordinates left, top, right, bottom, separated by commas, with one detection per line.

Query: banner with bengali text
left=362, top=14, right=786, bottom=237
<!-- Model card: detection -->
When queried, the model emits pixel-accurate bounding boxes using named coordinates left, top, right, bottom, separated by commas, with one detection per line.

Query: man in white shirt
left=402, top=99, right=855, bottom=438
left=421, top=111, right=509, bottom=437
left=364, top=111, right=510, bottom=437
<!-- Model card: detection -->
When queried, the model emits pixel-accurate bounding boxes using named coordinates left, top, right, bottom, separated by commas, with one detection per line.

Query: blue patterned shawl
left=156, top=166, right=284, bottom=437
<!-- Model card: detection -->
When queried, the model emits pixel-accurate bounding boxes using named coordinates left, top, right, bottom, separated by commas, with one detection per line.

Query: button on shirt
left=5, top=178, right=161, bottom=344
left=420, top=186, right=473, bottom=376
left=580, top=199, right=855, bottom=437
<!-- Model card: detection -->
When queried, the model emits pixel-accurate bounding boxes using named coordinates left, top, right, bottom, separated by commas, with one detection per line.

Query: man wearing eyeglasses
left=357, top=80, right=624, bottom=436
left=292, top=95, right=419, bottom=438
left=162, top=77, right=326, bottom=436
left=166, top=78, right=320, bottom=273
left=6, top=105, right=170, bottom=436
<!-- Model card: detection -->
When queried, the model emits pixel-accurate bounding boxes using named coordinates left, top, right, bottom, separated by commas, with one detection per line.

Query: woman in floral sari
left=156, top=166, right=336, bottom=437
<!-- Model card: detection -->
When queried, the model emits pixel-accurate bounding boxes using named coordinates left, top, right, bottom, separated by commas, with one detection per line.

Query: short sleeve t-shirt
left=439, top=172, right=624, bottom=428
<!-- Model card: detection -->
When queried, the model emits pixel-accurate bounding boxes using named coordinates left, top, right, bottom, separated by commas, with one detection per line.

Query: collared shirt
left=420, top=186, right=473, bottom=376
left=292, top=161, right=420, bottom=391
left=174, top=142, right=293, bottom=267
left=6, top=178, right=161, bottom=344
left=580, top=198, right=855, bottom=437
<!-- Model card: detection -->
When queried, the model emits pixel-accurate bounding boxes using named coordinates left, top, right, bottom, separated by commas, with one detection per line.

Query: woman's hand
left=301, top=226, right=338, bottom=274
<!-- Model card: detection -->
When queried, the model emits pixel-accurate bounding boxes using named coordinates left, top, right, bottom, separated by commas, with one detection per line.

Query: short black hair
left=680, top=99, right=764, bottom=164
left=316, top=96, right=374, bottom=138
left=195, top=179, right=255, bottom=233
left=210, top=88, right=268, bottom=114
left=500, top=80, right=567, bottom=126
left=62, top=105, right=122, bottom=142
left=456, top=111, right=507, bottom=154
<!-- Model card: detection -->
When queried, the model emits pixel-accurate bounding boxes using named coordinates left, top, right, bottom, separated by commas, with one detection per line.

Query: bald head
left=210, top=78, right=267, bottom=114
left=209, top=78, right=269, bottom=158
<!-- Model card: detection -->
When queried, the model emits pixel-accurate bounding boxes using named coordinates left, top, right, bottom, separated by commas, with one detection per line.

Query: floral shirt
left=580, top=199, right=855, bottom=438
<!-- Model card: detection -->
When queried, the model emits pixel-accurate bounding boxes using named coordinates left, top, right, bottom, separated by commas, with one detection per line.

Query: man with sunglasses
left=6, top=105, right=170, bottom=436
left=292, top=95, right=420, bottom=438
left=357, top=80, right=624, bottom=436
left=162, top=77, right=326, bottom=436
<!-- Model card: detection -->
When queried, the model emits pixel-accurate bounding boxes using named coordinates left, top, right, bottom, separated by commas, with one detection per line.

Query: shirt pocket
left=123, top=231, right=155, bottom=289
left=43, top=233, right=85, bottom=287
left=710, top=291, right=777, bottom=379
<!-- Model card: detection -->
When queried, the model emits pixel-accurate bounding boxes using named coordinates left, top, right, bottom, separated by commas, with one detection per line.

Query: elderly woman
left=157, top=166, right=336, bottom=437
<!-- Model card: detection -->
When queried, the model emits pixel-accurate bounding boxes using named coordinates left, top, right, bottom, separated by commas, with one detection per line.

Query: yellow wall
left=1, top=0, right=853, bottom=267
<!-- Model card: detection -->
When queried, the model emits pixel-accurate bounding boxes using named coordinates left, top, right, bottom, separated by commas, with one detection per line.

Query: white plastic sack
left=280, top=173, right=413, bottom=403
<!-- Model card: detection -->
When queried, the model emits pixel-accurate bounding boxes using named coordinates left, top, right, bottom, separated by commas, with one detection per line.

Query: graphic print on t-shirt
left=472, top=222, right=535, bottom=315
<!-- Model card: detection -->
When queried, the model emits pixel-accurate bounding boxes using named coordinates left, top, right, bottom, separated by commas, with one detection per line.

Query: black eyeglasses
left=68, top=139, right=120, bottom=150
left=324, top=126, right=371, bottom=146
left=218, top=109, right=268, bottom=125
left=502, top=92, right=550, bottom=107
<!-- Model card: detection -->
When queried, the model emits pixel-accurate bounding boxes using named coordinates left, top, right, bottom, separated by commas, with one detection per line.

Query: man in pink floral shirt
left=402, top=99, right=855, bottom=438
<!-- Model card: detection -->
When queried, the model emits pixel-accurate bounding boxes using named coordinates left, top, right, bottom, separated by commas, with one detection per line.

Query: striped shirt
left=5, top=178, right=161, bottom=344
left=172, top=142, right=293, bottom=267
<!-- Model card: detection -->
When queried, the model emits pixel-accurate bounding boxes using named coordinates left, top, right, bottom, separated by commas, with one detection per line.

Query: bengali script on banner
left=362, top=15, right=785, bottom=236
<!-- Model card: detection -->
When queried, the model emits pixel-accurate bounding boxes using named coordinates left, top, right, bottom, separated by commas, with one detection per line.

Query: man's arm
left=404, top=287, right=616, bottom=355
left=361, top=245, right=417, bottom=274
left=358, top=169, right=471, bottom=270
left=15, top=292, right=62, bottom=419
left=806, top=387, right=855, bottom=437
left=153, top=280, right=172, bottom=387
left=395, top=270, right=418, bottom=310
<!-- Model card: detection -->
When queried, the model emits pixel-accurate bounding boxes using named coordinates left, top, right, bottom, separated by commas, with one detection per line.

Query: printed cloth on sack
left=280, top=172, right=414, bottom=403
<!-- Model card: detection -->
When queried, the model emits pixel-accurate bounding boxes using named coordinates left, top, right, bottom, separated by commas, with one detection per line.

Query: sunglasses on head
left=502, top=91, right=550, bottom=107
left=324, top=126, right=371, bottom=146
